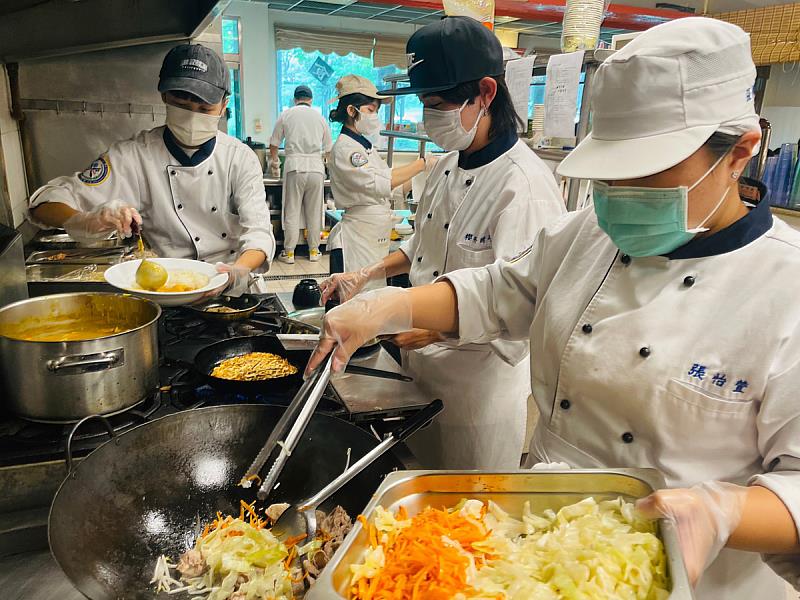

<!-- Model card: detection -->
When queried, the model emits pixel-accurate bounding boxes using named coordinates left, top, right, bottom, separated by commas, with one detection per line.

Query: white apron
left=340, top=204, right=392, bottom=290
left=404, top=344, right=530, bottom=469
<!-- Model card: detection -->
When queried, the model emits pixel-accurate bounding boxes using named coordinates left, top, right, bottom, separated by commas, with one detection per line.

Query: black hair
left=329, top=93, right=379, bottom=125
left=704, top=131, right=741, bottom=159
left=431, top=75, right=522, bottom=139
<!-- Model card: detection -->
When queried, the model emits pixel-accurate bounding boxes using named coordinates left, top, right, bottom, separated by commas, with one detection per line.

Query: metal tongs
left=241, top=352, right=335, bottom=499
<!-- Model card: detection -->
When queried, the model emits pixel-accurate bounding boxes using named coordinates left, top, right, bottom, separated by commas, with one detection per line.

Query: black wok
left=49, top=404, right=404, bottom=600
left=194, top=335, right=307, bottom=394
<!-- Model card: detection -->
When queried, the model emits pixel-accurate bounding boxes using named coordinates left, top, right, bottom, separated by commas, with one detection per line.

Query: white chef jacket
left=446, top=199, right=800, bottom=598
left=328, top=128, right=392, bottom=211
left=28, top=126, right=275, bottom=266
left=400, top=132, right=565, bottom=365
left=269, top=104, right=332, bottom=174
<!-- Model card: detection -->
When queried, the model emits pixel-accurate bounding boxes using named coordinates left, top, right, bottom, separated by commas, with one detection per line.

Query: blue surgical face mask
left=592, top=152, right=731, bottom=257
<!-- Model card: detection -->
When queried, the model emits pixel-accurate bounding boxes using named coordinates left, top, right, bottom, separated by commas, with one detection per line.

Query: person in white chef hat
left=307, top=17, right=800, bottom=597
left=28, top=44, right=274, bottom=295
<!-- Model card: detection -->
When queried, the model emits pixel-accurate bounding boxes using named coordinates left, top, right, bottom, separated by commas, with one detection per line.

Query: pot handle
left=47, top=348, right=124, bottom=375
left=64, top=414, right=116, bottom=475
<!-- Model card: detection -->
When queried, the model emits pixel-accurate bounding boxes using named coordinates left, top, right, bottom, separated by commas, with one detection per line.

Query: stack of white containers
left=561, top=0, right=607, bottom=53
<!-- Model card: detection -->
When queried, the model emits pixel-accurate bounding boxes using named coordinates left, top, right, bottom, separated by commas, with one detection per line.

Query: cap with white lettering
left=158, top=44, right=230, bottom=105
left=379, top=16, right=504, bottom=97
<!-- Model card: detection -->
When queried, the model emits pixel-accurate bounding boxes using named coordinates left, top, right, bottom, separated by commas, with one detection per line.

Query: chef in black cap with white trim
left=29, top=43, right=275, bottom=295
left=320, top=16, right=565, bottom=470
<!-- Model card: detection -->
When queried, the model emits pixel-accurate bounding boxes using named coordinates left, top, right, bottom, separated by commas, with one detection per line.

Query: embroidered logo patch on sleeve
left=78, top=156, right=111, bottom=186
left=350, top=152, right=368, bottom=167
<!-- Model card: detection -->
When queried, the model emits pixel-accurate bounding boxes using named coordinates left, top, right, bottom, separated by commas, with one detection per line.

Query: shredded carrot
left=349, top=506, right=492, bottom=600
left=284, top=533, right=308, bottom=548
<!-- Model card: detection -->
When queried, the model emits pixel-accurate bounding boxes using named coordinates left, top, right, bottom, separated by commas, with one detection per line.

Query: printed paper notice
left=543, top=51, right=584, bottom=138
left=504, top=56, right=536, bottom=133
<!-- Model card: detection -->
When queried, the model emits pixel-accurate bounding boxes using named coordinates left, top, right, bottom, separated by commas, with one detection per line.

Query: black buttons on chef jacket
left=433, top=271, right=439, bottom=277
left=465, top=178, right=473, bottom=186
left=444, top=223, right=449, bottom=230
left=639, top=346, right=651, bottom=358
left=221, top=233, right=227, bottom=238
left=444, top=170, right=450, bottom=176
left=194, top=236, right=200, bottom=241
left=211, top=206, right=217, bottom=212
left=683, top=275, right=696, bottom=287
left=620, top=254, right=631, bottom=265
left=427, top=213, right=432, bottom=219
left=417, top=256, right=423, bottom=262
left=230, top=250, right=236, bottom=255
left=208, top=170, right=213, bottom=175
left=170, top=170, right=177, bottom=176
left=177, top=204, right=183, bottom=209
left=582, top=323, right=593, bottom=334
left=621, top=432, right=634, bottom=444
left=560, top=399, right=571, bottom=410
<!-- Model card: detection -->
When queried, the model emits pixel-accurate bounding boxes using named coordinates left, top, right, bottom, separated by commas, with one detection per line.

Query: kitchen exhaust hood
left=0, top=0, right=231, bottom=62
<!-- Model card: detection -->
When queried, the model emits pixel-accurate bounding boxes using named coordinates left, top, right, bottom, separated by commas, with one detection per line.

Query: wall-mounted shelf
left=380, top=130, right=432, bottom=143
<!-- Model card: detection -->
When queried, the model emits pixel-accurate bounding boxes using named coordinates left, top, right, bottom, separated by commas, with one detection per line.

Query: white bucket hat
left=558, top=17, right=760, bottom=181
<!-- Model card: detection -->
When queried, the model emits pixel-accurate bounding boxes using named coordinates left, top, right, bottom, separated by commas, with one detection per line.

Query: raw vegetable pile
left=151, top=500, right=321, bottom=599
left=349, top=497, right=670, bottom=600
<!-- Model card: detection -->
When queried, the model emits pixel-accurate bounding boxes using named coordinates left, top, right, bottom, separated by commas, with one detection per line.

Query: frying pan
left=186, top=293, right=266, bottom=322
left=48, top=404, right=405, bottom=600
left=193, top=335, right=307, bottom=395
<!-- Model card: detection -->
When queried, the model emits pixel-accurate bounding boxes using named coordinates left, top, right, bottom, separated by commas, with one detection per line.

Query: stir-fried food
left=151, top=502, right=353, bottom=599
left=349, top=497, right=670, bottom=599
left=205, top=306, right=239, bottom=314
left=211, top=352, right=298, bottom=381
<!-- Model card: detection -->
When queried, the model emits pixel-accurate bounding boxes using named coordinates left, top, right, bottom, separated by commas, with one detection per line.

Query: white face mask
left=166, top=104, right=221, bottom=147
left=423, top=99, right=484, bottom=151
left=354, top=108, right=381, bottom=138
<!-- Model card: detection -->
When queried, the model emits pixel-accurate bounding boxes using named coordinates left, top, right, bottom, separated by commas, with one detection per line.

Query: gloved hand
left=63, top=200, right=141, bottom=243
left=530, top=461, right=571, bottom=470
left=306, top=287, right=412, bottom=375
left=269, top=161, right=281, bottom=179
left=215, top=262, right=252, bottom=297
left=636, top=481, right=747, bottom=586
left=387, top=328, right=443, bottom=350
left=319, top=262, right=386, bottom=305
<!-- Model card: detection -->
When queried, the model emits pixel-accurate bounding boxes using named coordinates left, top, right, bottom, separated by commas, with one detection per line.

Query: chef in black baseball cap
left=29, top=43, right=275, bottom=295
left=319, top=16, right=565, bottom=470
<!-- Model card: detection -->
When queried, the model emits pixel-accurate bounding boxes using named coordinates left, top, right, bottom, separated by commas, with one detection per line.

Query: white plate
left=104, top=258, right=228, bottom=307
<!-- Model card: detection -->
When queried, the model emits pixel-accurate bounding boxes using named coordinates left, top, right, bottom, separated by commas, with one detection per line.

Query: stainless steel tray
left=34, top=232, right=120, bottom=249
left=26, top=248, right=128, bottom=265
left=26, top=264, right=110, bottom=282
left=307, top=469, right=694, bottom=599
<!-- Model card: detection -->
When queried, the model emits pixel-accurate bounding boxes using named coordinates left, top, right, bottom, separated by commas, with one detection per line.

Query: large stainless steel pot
left=0, top=292, right=160, bottom=422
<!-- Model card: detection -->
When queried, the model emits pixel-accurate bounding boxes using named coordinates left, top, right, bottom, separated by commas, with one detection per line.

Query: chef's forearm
left=407, top=281, right=458, bottom=334
left=390, top=159, right=424, bottom=189
left=728, top=485, right=800, bottom=554
left=382, top=250, right=411, bottom=278
left=30, top=202, right=78, bottom=228
left=269, top=145, right=279, bottom=163
left=235, top=249, right=267, bottom=271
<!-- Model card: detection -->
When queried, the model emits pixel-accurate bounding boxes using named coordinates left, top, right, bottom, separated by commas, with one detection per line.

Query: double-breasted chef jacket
left=446, top=197, right=800, bottom=598
left=29, top=126, right=275, bottom=266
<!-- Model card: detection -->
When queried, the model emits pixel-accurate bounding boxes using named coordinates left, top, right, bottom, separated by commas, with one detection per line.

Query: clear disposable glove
left=306, top=287, right=412, bottom=376
left=386, top=328, right=444, bottom=350
left=530, top=461, right=571, bottom=470
left=215, top=262, right=252, bottom=298
left=636, top=481, right=748, bottom=586
left=319, top=262, right=386, bottom=305
left=63, top=200, right=141, bottom=243
left=269, top=161, right=281, bottom=179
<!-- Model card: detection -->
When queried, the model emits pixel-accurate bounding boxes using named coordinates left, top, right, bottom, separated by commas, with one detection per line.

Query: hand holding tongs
left=241, top=352, right=335, bottom=500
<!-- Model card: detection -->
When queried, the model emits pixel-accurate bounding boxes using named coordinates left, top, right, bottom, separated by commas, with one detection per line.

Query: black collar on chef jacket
left=457, top=129, right=517, bottom=170
left=665, top=187, right=773, bottom=260
left=163, top=127, right=217, bottom=167
left=340, top=126, right=372, bottom=150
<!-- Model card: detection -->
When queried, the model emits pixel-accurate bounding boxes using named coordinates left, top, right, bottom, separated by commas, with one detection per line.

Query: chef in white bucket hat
left=307, top=17, right=800, bottom=598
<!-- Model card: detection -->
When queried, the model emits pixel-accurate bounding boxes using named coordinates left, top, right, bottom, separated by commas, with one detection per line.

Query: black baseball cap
left=294, top=85, right=313, bottom=99
left=379, top=16, right=504, bottom=97
left=158, top=44, right=230, bottom=104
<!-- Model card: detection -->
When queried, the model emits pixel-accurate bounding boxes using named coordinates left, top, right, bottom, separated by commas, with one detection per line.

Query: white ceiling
left=613, top=0, right=788, bottom=14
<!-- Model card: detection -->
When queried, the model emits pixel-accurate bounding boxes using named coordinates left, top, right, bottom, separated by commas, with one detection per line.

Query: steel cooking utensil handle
left=296, top=399, right=443, bottom=511
left=64, top=414, right=116, bottom=475
left=343, top=364, right=413, bottom=382
left=256, top=352, right=334, bottom=500
left=47, top=349, right=124, bottom=375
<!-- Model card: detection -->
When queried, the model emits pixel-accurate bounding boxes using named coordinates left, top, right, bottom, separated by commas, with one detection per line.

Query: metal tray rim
left=307, top=469, right=694, bottom=600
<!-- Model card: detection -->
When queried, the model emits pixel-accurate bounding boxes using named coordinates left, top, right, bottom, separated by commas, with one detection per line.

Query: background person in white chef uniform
left=309, top=18, right=800, bottom=598
left=28, top=44, right=274, bottom=294
left=326, top=75, right=429, bottom=285
left=320, top=16, right=565, bottom=470
left=269, top=85, right=333, bottom=265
